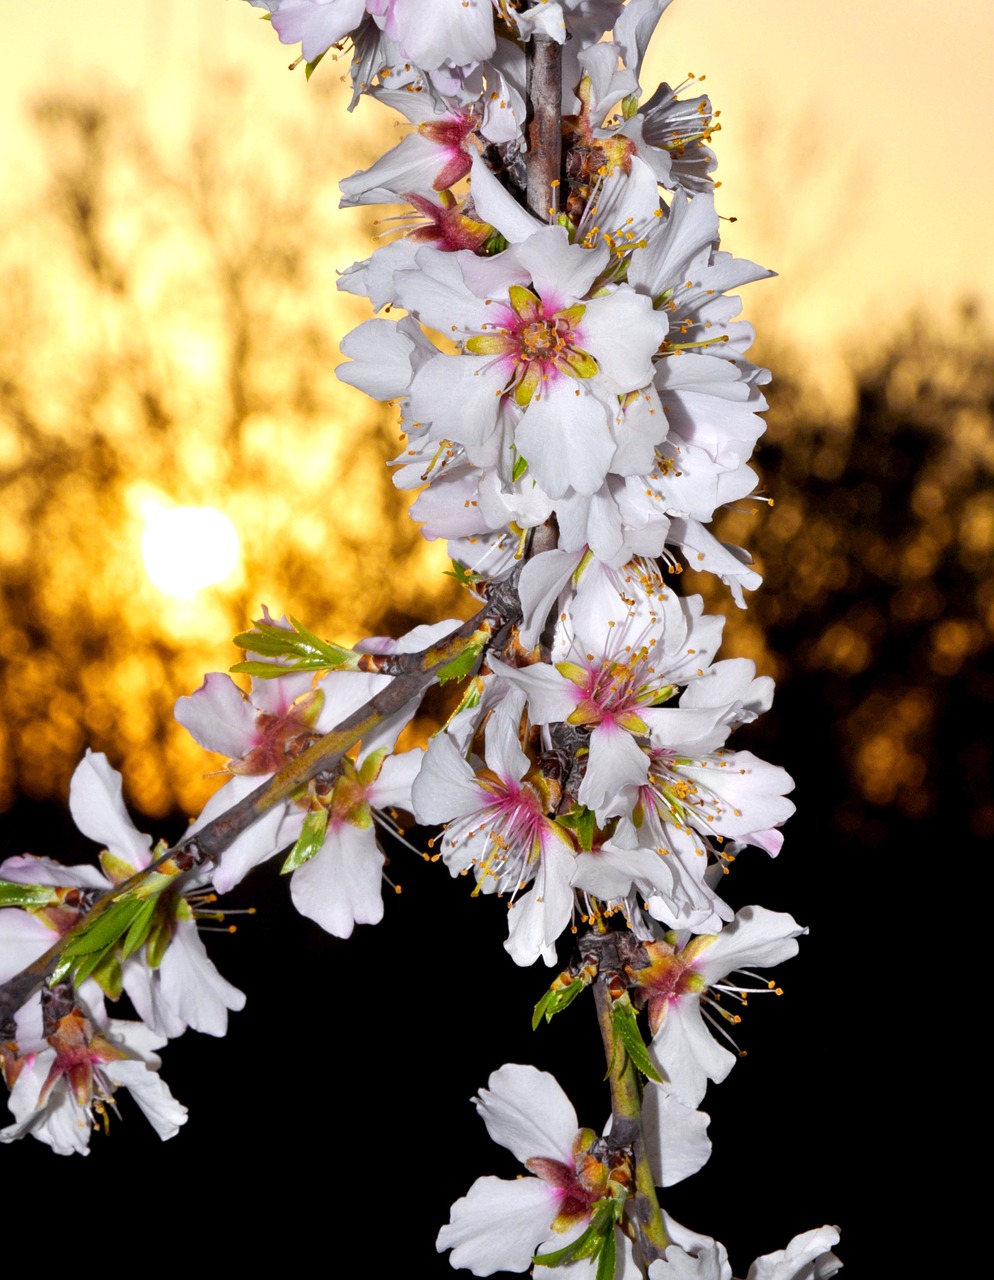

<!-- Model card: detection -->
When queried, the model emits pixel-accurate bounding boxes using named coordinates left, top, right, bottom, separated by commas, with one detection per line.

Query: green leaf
left=57, top=898, right=144, bottom=960
left=89, top=950, right=123, bottom=1001
left=120, top=897, right=159, bottom=960
left=232, top=617, right=358, bottom=676
left=71, top=944, right=118, bottom=988
left=532, top=974, right=589, bottom=1029
left=145, top=908, right=173, bottom=970
left=436, top=639, right=483, bottom=685
left=534, top=1222, right=602, bottom=1268
left=0, top=880, right=58, bottom=908
left=445, top=561, right=483, bottom=588
left=611, top=996, right=663, bottom=1083
left=595, top=1217, right=617, bottom=1280
left=281, top=807, right=329, bottom=874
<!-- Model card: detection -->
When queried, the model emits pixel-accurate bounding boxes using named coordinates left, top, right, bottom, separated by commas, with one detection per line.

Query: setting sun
left=141, top=504, right=241, bottom=599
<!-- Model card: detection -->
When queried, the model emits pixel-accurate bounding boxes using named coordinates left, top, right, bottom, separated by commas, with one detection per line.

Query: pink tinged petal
left=0, top=853, right=107, bottom=892
left=487, top=657, right=576, bottom=726
left=339, top=132, right=465, bottom=207
left=271, top=0, right=366, bottom=62
left=389, top=0, right=496, bottom=69
left=437, top=1175, right=559, bottom=1276
left=641, top=1084, right=712, bottom=1187
left=0, top=1055, right=92, bottom=1156
left=516, top=227, right=608, bottom=308
left=68, top=751, right=152, bottom=870
left=174, top=673, right=258, bottom=758
left=748, top=827, right=784, bottom=856
left=0, top=910, right=55, bottom=985
left=289, top=825, right=384, bottom=938
left=476, top=1063, right=580, bottom=1164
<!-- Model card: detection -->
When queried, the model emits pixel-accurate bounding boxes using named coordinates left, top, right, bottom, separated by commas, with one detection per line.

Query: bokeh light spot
left=141, top=505, right=240, bottom=599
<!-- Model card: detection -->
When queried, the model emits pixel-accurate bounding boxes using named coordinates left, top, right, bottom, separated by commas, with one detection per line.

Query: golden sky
left=3, top=0, right=992, bottom=355
left=0, top=1, right=989, bottom=825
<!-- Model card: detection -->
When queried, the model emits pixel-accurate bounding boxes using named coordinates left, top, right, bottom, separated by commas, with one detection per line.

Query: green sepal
left=512, top=454, right=529, bottom=482
left=532, top=974, right=588, bottom=1029
left=120, top=896, right=159, bottom=960
left=596, top=1216, right=617, bottom=1280
left=0, top=880, right=58, bottom=909
left=304, top=52, right=325, bottom=80
left=611, top=995, right=663, bottom=1083
left=436, top=639, right=484, bottom=685
left=556, top=805, right=596, bottom=852
left=281, top=807, right=329, bottom=874
left=445, top=561, right=484, bottom=588
left=534, top=1222, right=602, bottom=1268
left=621, top=92, right=640, bottom=120
left=534, top=1201, right=621, bottom=1271
left=232, top=616, right=358, bottom=677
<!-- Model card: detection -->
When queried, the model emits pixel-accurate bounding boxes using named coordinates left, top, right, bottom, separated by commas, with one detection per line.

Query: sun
left=141, top=504, right=241, bottom=599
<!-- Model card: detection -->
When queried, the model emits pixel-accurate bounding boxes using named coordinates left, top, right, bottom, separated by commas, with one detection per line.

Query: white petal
left=69, top=751, right=152, bottom=869
left=474, top=1062, right=578, bottom=1165
left=174, top=673, right=257, bottom=758
left=437, top=1175, right=558, bottom=1276
left=290, top=824, right=384, bottom=939
left=641, top=1084, right=712, bottom=1187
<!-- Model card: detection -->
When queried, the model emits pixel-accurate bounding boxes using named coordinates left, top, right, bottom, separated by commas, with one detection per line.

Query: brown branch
left=0, top=580, right=523, bottom=1025
left=525, top=35, right=562, bottom=220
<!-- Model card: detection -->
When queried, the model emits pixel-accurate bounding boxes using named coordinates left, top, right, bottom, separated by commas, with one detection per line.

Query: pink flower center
left=466, top=285, right=597, bottom=407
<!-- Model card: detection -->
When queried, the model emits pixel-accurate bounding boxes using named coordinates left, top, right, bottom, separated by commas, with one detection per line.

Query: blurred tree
left=693, top=306, right=994, bottom=850
left=0, top=77, right=463, bottom=818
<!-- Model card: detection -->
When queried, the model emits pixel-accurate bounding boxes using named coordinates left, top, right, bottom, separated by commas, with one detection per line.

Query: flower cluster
left=0, top=3, right=841, bottom=1278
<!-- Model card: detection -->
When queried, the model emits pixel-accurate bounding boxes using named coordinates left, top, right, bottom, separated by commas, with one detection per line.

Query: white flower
left=69, top=751, right=246, bottom=1039
left=393, top=226, right=669, bottom=499
left=634, top=905, right=807, bottom=1106
left=0, top=987, right=186, bottom=1156
left=413, top=702, right=576, bottom=966
left=288, top=746, right=423, bottom=938
left=437, top=1063, right=626, bottom=1277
